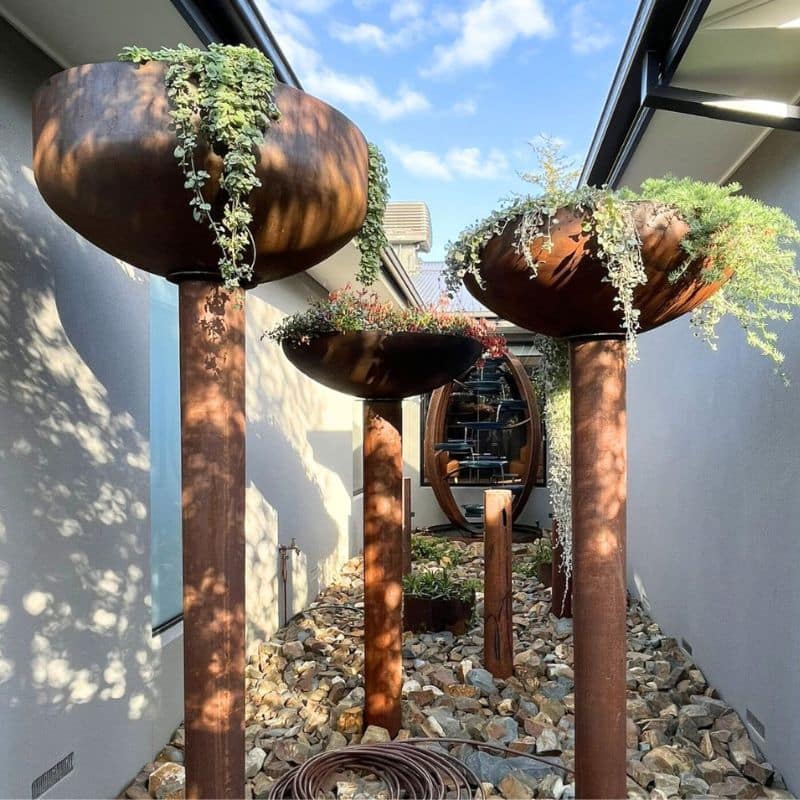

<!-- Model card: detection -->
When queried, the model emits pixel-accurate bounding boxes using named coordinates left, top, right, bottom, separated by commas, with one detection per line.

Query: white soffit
left=0, top=0, right=202, bottom=68
left=618, top=0, right=800, bottom=188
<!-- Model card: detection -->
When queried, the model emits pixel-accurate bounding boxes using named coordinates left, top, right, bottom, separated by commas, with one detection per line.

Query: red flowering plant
left=265, top=285, right=507, bottom=357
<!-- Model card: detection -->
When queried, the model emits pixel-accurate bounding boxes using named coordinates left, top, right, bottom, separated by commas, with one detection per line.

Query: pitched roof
left=413, top=261, right=492, bottom=315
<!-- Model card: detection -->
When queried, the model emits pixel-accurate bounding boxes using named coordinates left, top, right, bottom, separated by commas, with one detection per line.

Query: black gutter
left=170, top=0, right=302, bottom=88
left=579, top=0, right=710, bottom=188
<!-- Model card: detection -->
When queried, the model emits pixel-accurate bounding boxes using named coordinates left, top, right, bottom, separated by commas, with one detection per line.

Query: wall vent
left=681, top=637, right=693, bottom=655
left=746, top=709, right=766, bottom=741
left=32, top=752, right=74, bottom=798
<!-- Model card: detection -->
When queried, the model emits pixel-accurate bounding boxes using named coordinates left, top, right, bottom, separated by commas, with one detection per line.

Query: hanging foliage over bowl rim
left=264, top=285, right=507, bottom=357
left=118, top=44, right=390, bottom=290
left=445, top=175, right=800, bottom=378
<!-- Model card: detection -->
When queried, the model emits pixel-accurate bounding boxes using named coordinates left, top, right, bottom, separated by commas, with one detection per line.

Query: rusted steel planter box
left=403, top=592, right=476, bottom=635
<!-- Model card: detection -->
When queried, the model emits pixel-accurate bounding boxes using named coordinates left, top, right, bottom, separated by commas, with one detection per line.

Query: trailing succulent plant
left=264, top=285, right=507, bottom=356
left=118, top=44, right=390, bottom=289
left=445, top=137, right=800, bottom=372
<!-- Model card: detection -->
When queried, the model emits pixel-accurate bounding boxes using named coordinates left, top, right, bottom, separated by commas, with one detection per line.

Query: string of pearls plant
left=530, top=335, right=572, bottom=612
left=445, top=138, right=800, bottom=373
left=119, top=44, right=390, bottom=289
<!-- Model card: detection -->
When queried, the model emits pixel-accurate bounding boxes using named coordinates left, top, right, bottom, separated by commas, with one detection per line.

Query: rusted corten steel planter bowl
left=463, top=202, right=730, bottom=336
left=31, top=60, right=370, bottom=800
left=282, top=331, right=483, bottom=399
left=459, top=201, right=730, bottom=800
left=32, top=61, right=368, bottom=283
left=284, top=330, right=481, bottom=738
left=403, top=592, right=475, bottom=635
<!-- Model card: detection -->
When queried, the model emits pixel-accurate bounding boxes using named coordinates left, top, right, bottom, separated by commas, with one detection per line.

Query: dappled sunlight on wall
left=0, top=143, right=165, bottom=748
left=243, top=283, right=356, bottom=644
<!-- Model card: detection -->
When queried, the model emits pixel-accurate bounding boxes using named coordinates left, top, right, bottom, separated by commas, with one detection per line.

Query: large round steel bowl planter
left=32, top=61, right=368, bottom=284
left=463, top=202, right=730, bottom=337
left=282, top=332, right=483, bottom=399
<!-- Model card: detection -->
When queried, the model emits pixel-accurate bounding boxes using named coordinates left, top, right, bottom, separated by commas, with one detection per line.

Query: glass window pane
left=149, top=277, right=182, bottom=629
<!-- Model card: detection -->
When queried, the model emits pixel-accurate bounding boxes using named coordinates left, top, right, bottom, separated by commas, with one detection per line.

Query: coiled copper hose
left=265, top=737, right=571, bottom=799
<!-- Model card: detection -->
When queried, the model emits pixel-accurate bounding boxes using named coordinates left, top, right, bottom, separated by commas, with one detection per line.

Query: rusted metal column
left=550, top=520, right=573, bottom=619
left=570, top=337, right=627, bottom=799
left=178, top=281, right=246, bottom=800
left=483, top=489, right=513, bottom=678
left=402, top=476, right=412, bottom=576
left=363, top=399, right=404, bottom=735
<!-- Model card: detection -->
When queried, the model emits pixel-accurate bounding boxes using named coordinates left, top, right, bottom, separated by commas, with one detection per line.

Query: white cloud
left=330, top=21, right=393, bottom=50
left=387, top=142, right=453, bottom=180
left=390, top=0, right=424, bottom=21
left=452, top=99, right=477, bottom=116
left=292, top=0, right=336, bottom=11
left=387, top=141, right=509, bottom=180
left=424, top=0, right=554, bottom=76
left=257, top=1, right=431, bottom=120
left=569, top=2, right=615, bottom=54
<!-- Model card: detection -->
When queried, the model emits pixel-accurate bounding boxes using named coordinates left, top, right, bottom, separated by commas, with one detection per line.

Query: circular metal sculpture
left=457, top=201, right=729, bottom=799
left=31, top=61, right=369, bottom=800
left=32, top=61, right=368, bottom=283
left=284, top=330, right=481, bottom=738
left=283, top=332, right=482, bottom=399
left=463, top=203, right=730, bottom=337
left=423, top=353, right=541, bottom=534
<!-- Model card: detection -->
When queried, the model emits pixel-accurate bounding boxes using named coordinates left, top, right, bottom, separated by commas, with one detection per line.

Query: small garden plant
left=118, top=45, right=390, bottom=289
left=265, top=286, right=507, bottom=355
left=514, top=536, right=553, bottom=579
left=410, top=534, right=462, bottom=566
left=403, top=568, right=480, bottom=602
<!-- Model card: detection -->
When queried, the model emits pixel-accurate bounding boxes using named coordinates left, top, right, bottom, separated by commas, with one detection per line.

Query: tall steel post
left=363, top=399, right=404, bottom=735
left=570, top=337, right=627, bottom=799
left=178, top=281, right=246, bottom=799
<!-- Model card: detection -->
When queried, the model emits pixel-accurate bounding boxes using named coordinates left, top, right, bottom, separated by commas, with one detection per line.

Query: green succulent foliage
left=445, top=138, right=800, bottom=376
left=355, top=143, right=391, bottom=286
left=410, top=534, right=462, bottom=566
left=119, top=44, right=280, bottom=289
left=515, top=537, right=553, bottom=578
left=402, top=568, right=479, bottom=602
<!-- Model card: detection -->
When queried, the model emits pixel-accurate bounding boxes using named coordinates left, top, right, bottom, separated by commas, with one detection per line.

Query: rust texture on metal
left=32, top=61, right=368, bottom=284
left=402, top=476, right=412, bottom=576
left=423, top=353, right=542, bottom=534
left=570, top=338, right=627, bottom=799
left=283, top=332, right=482, bottom=400
left=463, top=203, right=730, bottom=338
left=483, top=490, right=514, bottom=679
left=179, top=282, right=246, bottom=799
left=363, top=400, right=404, bottom=736
left=550, top=520, right=573, bottom=619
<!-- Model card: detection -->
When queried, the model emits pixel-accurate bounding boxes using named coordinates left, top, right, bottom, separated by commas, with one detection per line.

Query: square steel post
left=483, top=489, right=514, bottom=678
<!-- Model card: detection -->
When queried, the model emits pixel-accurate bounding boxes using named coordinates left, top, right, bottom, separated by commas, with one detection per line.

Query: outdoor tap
left=278, top=538, right=302, bottom=625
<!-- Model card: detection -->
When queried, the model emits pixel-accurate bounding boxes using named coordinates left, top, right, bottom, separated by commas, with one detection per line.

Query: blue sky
left=258, top=0, right=638, bottom=260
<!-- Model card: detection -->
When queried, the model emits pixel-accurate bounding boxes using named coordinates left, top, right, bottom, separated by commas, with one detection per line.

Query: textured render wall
left=245, top=278, right=358, bottom=642
left=626, top=130, right=800, bottom=791
left=0, top=19, right=360, bottom=798
left=0, top=20, right=183, bottom=798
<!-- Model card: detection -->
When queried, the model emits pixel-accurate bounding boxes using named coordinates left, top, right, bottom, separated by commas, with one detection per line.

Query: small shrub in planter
left=402, top=568, right=480, bottom=635
left=515, top=537, right=553, bottom=588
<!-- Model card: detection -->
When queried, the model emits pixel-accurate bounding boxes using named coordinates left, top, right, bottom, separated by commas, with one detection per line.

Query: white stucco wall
left=625, top=129, right=800, bottom=791
left=0, top=19, right=361, bottom=798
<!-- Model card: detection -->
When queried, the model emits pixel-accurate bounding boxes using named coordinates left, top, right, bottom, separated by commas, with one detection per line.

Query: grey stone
left=245, top=747, right=267, bottom=778
left=466, top=668, right=497, bottom=695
